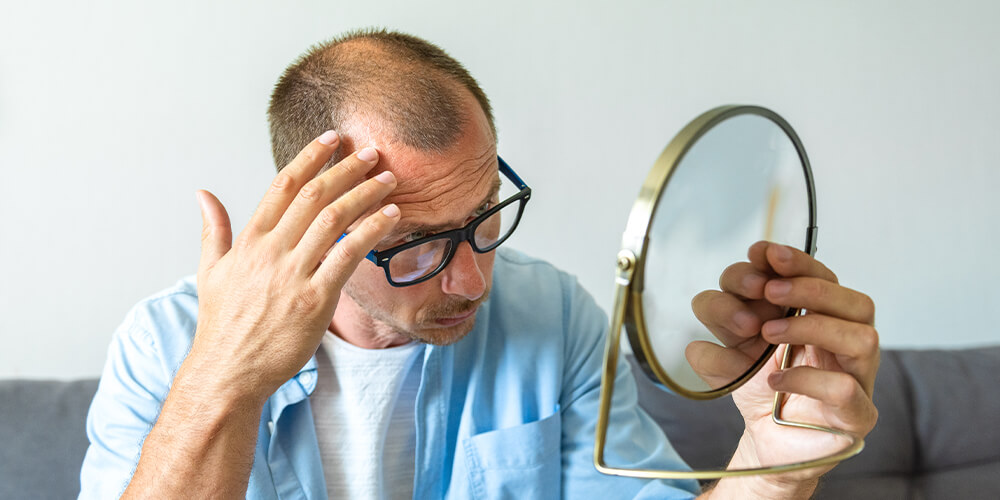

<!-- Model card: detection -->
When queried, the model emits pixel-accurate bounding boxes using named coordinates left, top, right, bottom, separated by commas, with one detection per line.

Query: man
left=79, top=29, right=878, bottom=499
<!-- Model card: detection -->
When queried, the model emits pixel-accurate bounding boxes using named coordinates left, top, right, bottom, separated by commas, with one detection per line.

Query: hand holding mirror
left=594, top=105, right=866, bottom=479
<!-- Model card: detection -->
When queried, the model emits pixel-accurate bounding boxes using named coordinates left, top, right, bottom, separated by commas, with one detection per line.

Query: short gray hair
left=267, top=28, right=496, bottom=170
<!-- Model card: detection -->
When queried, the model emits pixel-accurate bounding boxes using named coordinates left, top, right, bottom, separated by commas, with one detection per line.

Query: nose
left=440, top=241, right=486, bottom=301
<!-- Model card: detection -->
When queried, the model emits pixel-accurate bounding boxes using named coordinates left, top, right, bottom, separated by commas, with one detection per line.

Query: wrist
left=708, top=432, right=819, bottom=500
left=171, top=347, right=272, bottom=416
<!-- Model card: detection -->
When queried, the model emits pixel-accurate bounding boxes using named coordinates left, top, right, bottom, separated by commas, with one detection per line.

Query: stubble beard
left=342, top=280, right=491, bottom=346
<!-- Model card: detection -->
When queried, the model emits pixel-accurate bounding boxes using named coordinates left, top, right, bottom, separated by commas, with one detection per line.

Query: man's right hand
left=123, top=131, right=399, bottom=498
left=187, top=130, right=399, bottom=403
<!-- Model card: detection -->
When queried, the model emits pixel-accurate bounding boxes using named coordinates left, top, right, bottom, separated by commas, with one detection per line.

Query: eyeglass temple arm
left=498, top=156, right=527, bottom=190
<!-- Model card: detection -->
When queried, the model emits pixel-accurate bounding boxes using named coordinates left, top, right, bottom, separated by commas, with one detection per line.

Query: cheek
left=345, top=260, right=394, bottom=297
left=346, top=261, right=431, bottom=312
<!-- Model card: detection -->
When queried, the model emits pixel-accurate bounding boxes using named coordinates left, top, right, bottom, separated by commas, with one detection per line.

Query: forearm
left=695, top=433, right=818, bottom=500
left=698, top=476, right=817, bottom=500
left=122, top=354, right=267, bottom=499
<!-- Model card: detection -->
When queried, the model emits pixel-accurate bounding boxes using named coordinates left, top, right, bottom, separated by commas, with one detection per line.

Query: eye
left=473, top=200, right=493, bottom=217
left=404, top=230, right=429, bottom=242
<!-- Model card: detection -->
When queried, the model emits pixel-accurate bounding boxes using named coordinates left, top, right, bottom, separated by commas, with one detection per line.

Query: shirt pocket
left=461, top=409, right=562, bottom=500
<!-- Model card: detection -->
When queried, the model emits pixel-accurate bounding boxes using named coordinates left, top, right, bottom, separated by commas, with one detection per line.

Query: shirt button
left=267, top=421, right=274, bottom=434
left=299, top=371, right=314, bottom=385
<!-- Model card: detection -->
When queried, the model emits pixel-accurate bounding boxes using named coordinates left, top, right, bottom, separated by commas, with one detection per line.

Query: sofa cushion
left=631, top=347, right=1000, bottom=499
left=0, top=379, right=99, bottom=499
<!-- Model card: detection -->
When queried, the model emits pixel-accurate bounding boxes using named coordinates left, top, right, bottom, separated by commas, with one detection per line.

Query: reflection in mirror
left=640, top=114, right=809, bottom=393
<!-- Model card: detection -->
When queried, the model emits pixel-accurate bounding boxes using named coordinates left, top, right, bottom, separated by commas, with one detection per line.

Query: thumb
left=196, top=190, right=232, bottom=275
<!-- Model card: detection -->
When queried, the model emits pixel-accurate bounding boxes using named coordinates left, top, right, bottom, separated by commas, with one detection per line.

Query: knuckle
left=803, top=278, right=828, bottom=301
left=270, top=172, right=296, bottom=194
left=828, top=268, right=840, bottom=284
left=297, top=181, right=324, bottom=202
left=293, top=288, right=322, bottom=311
left=857, top=324, right=880, bottom=353
left=867, top=405, right=880, bottom=432
left=317, top=205, right=343, bottom=231
left=333, top=242, right=357, bottom=263
left=230, top=232, right=256, bottom=253
left=247, top=218, right=269, bottom=233
left=830, top=374, right=860, bottom=406
left=233, top=233, right=251, bottom=251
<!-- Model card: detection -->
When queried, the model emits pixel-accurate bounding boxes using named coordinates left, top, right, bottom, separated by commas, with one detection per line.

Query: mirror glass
left=638, top=113, right=811, bottom=393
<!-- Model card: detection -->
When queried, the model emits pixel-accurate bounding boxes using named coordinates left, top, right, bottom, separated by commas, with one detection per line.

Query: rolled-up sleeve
left=78, top=316, right=171, bottom=499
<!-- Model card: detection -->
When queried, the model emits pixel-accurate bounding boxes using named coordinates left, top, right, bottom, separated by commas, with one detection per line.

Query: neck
left=329, top=291, right=411, bottom=349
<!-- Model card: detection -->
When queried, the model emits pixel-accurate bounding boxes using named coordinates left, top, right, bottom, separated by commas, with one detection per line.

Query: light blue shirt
left=79, top=249, right=699, bottom=499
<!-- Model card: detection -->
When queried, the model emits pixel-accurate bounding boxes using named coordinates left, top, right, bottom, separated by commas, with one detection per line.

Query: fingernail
left=774, top=244, right=792, bottom=262
left=374, top=171, right=395, bottom=184
left=382, top=204, right=400, bottom=217
left=318, top=130, right=339, bottom=145
left=358, top=147, right=378, bottom=162
left=768, top=371, right=784, bottom=385
left=765, top=319, right=789, bottom=336
left=768, top=280, right=792, bottom=297
left=733, top=311, right=756, bottom=331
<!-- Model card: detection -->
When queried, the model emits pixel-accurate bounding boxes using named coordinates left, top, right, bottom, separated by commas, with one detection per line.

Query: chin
left=410, top=317, right=477, bottom=346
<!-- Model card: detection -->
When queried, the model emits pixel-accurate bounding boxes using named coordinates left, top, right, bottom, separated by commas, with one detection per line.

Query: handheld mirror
left=594, top=105, right=864, bottom=479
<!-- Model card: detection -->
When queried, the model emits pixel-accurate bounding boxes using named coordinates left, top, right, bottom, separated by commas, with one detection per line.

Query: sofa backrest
left=3, top=348, right=998, bottom=498
left=632, top=347, right=1000, bottom=499
left=0, top=379, right=98, bottom=499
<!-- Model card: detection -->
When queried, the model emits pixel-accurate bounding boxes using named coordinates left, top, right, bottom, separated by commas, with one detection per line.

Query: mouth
left=433, top=307, right=478, bottom=327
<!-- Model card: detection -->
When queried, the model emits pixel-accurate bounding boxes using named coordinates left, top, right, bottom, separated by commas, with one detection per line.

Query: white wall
left=2, top=0, right=998, bottom=379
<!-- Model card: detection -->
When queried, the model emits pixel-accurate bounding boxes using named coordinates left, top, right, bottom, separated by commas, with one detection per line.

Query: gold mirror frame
left=594, top=105, right=865, bottom=479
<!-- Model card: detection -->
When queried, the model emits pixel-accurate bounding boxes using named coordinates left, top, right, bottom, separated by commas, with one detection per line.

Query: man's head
left=268, top=28, right=495, bottom=169
left=268, top=29, right=501, bottom=347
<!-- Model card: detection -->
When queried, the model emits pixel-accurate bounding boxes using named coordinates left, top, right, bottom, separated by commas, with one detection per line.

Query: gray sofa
left=2, top=347, right=998, bottom=499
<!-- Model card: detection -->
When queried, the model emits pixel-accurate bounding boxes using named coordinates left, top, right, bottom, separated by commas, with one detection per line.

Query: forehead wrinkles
left=390, top=150, right=496, bottom=220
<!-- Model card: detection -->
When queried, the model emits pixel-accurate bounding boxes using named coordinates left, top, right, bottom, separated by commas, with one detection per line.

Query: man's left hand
left=694, top=240, right=879, bottom=498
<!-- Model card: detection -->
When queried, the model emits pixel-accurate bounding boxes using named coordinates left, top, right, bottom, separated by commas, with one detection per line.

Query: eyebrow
left=390, top=177, right=503, bottom=237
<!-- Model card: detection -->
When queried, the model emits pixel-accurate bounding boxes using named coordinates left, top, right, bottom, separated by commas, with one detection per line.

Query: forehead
left=386, top=148, right=499, bottom=230
left=341, top=87, right=499, bottom=232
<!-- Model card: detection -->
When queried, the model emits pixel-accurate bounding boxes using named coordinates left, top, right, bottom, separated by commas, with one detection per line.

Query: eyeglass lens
left=387, top=201, right=522, bottom=284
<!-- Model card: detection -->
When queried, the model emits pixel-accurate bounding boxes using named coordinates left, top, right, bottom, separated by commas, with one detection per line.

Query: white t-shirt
left=309, top=332, right=424, bottom=500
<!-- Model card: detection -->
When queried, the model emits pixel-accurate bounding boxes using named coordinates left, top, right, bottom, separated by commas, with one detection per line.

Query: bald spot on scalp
left=308, top=39, right=470, bottom=160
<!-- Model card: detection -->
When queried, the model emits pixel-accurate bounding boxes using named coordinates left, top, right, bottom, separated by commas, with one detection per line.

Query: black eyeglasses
left=354, top=156, right=530, bottom=287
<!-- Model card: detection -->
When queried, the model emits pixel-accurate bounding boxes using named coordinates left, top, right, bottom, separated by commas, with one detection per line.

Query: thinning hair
left=268, top=28, right=495, bottom=170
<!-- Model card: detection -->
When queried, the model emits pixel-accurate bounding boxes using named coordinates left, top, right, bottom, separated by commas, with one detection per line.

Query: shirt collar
left=268, top=356, right=318, bottom=425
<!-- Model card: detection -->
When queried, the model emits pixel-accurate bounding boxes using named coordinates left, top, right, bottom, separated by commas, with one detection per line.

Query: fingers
left=692, top=290, right=783, bottom=348
left=750, top=240, right=838, bottom=283
left=747, top=240, right=776, bottom=275
left=764, top=277, right=875, bottom=325
left=196, top=190, right=232, bottom=276
left=762, top=314, right=880, bottom=396
left=247, top=130, right=341, bottom=234
left=768, top=365, right=879, bottom=435
left=719, top=261, right=769, bottom=300
left=294, top=170, right=397, bottom=271
left=272, top=147, right=381, bottom=245
left=685, top=340, right=762, bottom=388
left=313, top=204, right=401, bottom=289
